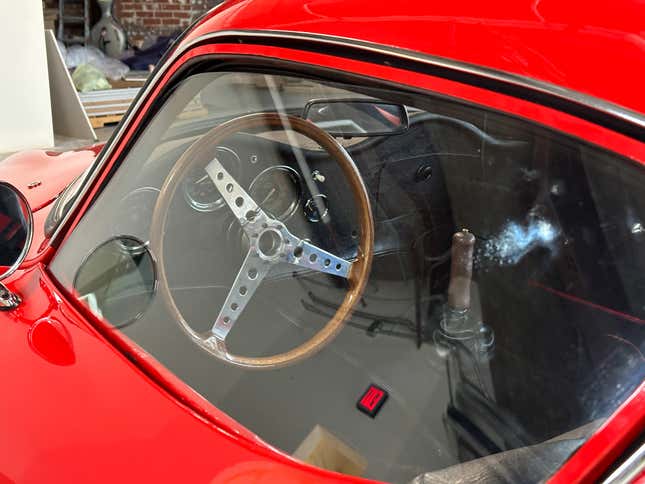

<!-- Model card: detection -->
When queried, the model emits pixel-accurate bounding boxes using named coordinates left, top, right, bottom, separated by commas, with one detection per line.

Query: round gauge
left=304, top=194, right=329, bottom=223
left=113, top=187, right=160, bottom=254
left=182, top=146, right=242, bottom=212
left=249, top=166, right=303, bottom=221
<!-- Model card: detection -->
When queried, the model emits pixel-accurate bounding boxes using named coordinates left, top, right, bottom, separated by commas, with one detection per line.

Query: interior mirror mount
left=0, top=182, right=34, bottom=310
left=303, top=98, right=409, bottom=138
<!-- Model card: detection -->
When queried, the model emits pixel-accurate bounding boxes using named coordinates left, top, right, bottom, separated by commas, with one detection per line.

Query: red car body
left=1, top=0, right=643, bottom=482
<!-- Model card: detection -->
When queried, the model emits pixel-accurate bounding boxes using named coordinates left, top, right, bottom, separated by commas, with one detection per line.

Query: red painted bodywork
left=1, top=266, right=369, bottom=483
left=0, top=146, right=101, bottom=263
left=1, top=147, right=99, bottom=211
left=186, top=0, right=645, bottom=114
left=0, top=0, right=643, bottom=482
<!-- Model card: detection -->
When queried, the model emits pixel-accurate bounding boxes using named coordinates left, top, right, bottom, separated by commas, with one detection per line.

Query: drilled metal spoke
left=281, top=231, right=352, bottom=278
left=210, top=250, right=272, bottom=340
left=204, top=157, right=270, bottom=235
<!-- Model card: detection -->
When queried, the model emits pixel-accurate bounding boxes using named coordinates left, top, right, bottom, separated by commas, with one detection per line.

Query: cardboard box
left=293, top=425, right=367, bottom=477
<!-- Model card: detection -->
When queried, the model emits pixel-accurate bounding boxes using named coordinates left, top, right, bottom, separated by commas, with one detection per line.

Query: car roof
left=181, top=0, right=645, bottom=116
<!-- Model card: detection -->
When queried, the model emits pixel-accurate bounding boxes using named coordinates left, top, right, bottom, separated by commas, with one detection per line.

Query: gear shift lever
left=448, top=229, right=476, bottom=311
left=436, top=228, right=494, bottom=360
left=442, top=229, right=476, bottom=336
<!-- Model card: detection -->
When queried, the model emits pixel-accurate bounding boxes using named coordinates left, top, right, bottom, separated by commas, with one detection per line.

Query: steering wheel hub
left=256, top=228, right=284, bottom=260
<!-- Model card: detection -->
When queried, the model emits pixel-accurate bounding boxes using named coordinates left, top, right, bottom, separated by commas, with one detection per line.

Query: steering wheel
left=150, top=113, right=374, bottom=369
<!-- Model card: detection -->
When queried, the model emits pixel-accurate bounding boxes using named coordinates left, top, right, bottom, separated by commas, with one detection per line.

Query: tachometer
left=182, top=146, right=241, bottom=212
left=248, top=166, right=303, bottom=221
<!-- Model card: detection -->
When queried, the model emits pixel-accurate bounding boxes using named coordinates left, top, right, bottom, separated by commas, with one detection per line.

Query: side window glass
left=50, top=71, right=645, bottom=484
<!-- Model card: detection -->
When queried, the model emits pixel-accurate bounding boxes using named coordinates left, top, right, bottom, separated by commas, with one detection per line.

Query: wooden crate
left=89, top=113, right=123, bottom=129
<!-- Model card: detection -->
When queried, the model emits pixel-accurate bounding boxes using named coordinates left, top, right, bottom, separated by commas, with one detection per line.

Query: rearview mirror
left=303, top=99, right=409, bottom=137
left=0, top=181, right=33, bottom=281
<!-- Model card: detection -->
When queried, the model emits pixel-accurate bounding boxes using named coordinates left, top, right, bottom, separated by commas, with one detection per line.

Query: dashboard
left=112, top=113, right=533, bottom=295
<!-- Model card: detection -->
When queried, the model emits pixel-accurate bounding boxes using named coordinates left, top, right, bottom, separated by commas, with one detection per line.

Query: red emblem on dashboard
left=357, top=384, right=388, bottom=418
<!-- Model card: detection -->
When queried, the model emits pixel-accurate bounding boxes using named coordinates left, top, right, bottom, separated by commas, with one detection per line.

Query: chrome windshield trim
left=602, top=441, right=645, bottom=484
left=50, top=28, right=645, bottom=247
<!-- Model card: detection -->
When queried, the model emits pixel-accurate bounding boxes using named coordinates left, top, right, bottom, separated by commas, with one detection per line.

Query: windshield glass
left=50, top=71, right=645, bottom=483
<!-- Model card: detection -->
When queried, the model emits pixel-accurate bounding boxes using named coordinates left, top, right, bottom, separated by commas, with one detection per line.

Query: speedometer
left=182, top=146, right=241, bottom=212
left=249, top=166, right=303, bottom=221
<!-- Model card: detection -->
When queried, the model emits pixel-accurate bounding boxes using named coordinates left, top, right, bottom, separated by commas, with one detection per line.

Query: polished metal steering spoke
left=210, top=249, right=272, bottom=340
left=204, top=157, right=270, bottom=235
left=280, top=230, right=352, bottom=279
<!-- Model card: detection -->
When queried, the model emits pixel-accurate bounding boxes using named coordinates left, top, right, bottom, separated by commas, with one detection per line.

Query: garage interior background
left=46, top=0, right=221, bottom=46
left=113, top=0, right=219, bottom=46
left=0, top=0, right=221, bottom=156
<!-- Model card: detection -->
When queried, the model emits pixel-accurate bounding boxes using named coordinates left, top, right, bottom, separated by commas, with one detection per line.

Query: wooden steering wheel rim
left=150, top=113, right=374, bottom=369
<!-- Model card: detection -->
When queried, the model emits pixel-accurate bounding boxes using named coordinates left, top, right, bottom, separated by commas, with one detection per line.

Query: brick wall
left=114, top=0, right=219, bottom=47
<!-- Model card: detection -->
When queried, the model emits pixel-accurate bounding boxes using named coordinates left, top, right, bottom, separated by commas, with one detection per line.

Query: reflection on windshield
left=479, top=217, right=560, bottom=267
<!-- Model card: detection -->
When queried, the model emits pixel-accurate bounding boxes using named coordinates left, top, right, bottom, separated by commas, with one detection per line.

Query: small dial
left=304, top=194, right=329, bottom=223
left=183, top=146, right=241, bottom=212
left=248, top=166, right=303, bottom=221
